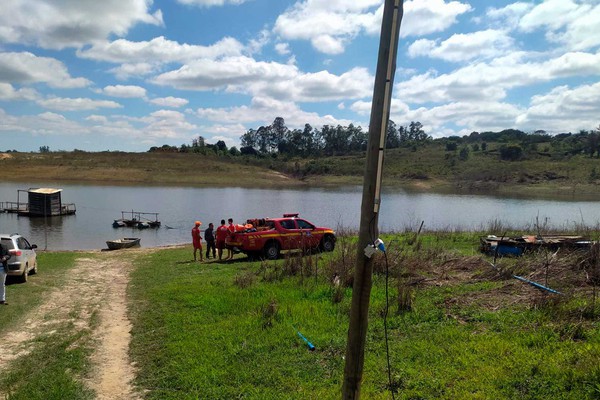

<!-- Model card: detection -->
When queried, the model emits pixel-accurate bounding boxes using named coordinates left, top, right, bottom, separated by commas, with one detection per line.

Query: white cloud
left=0, top=109, right=86, bottom=136
left=516, top=82, right=600, bottom=132
left=86, top=115, right=109, bottom=123
left=0, top=0, right=163, bottom=49
left=153, top=56, right=372, bottom=102
left=37, top=97, right=122, bottom=112
left=520, top=0, right=600, bottom=51
left=138, top=110, right=197, bottom=139
left=78, top=36, right=244, bottom=64
left=0, top=52, right=89, bottom=88
left=275, top=43, right=291, bottom=55
left=274, top=0, right=471, bottom=54
left=247, top=29, right=271, bottom=54
left=486, top=2, right=534, bottom=30
left=101, top=85, right=147, bottom=98
left=196, top=96, right=354, bottom=133
left=274, top=0, right=381, bottom=54
left=109, top=63, right=159, bottom=80
left=176, top=0, right=247, bottom=6
left=0, top=83, right=39, bottom=101
left=408, top=29, right=514, bottom=62
left=395, top=51, right=600, bottom=104
left=149, top=96, right=189, bottom=108
left=401, top=0, right=473, bottom=37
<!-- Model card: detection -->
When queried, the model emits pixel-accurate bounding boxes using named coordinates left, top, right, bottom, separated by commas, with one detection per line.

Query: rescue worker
left=227, top=218, right=235, bottom=260
left=191, top=221, right=203, bottom=262
left=216, top=219, right=229, bottom=261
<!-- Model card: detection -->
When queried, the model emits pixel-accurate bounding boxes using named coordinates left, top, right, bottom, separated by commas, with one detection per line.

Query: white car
left=0, top=234, right=38, bottom=283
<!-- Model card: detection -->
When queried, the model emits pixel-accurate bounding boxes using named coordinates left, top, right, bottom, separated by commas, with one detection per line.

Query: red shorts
left=216, top=239, right=225, bottom=249
left=193, top=240, right=202, bottom=250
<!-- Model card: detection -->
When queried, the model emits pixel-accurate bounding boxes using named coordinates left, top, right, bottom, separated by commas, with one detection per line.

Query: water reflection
left=1, top=182, right=599, bottom=251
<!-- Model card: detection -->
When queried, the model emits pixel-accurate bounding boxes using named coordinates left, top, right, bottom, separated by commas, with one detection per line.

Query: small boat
left=480, top=234, right=592, bottom=256
left=106, top=237, right=141, bottom=250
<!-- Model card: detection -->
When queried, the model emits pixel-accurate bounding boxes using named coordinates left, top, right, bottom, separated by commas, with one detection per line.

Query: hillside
left=2, top=133, right=600, bottom=199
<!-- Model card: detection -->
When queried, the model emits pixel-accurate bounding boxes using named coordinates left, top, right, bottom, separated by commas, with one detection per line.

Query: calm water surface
left=1, top=182, right=599, bottom=250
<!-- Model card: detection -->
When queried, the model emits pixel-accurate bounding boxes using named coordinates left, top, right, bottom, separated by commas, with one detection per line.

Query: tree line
left=239, top=117, right=430, bottom=157
left=147, top=117, right=600, bottom=163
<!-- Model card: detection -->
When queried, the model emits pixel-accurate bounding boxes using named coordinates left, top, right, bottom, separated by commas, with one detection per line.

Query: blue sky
left=1, top=0, right=599, bottom=152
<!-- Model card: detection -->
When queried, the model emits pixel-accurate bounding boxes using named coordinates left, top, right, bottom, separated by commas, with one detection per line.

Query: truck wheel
left=264, top=242, right=280, bottom=260
left=320, top=235, right=335, bottom=252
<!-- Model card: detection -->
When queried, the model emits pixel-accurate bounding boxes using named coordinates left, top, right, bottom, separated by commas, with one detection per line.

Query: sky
left=0, top=0, right=599, bottom=152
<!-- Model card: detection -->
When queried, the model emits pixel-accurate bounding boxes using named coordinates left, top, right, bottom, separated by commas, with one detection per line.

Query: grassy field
left=0, top=252, right=94, bottom=399
left=128, top=233, right=600, bottom=399
left=0, top=151, right=305, bottom=188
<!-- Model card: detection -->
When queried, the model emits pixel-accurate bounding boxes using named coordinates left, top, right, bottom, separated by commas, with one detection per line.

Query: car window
left=18, top=237, right=31, bottom=250
left=296, top=219, right=315, bottom=230
left=279, top=219, right=296, bottom=230
left=1, top=238, right=15, bottom=250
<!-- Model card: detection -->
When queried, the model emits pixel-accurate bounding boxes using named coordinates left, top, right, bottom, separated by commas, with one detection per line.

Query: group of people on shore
left=191, top=218, right=236, bottom=262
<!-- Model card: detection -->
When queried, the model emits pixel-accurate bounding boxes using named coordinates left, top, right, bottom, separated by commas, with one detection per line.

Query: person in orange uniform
left=215, top=219, right=229, bottom=261
left=191, top=221, right=203, bottom=262
left=227, top=218, right=235, bottom=260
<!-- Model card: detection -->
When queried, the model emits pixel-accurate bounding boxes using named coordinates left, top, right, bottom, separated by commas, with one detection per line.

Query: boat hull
left=106, top=237, right=141, bottom=250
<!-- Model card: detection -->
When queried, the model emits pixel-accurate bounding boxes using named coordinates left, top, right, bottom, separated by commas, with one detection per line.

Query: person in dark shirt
left=204, top=222, right=216, bottom=259
left=0, top=243, right=11, bottom=305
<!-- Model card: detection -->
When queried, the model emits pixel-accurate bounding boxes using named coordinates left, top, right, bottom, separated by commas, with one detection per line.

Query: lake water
left=1, top=182, right=600, bottom=251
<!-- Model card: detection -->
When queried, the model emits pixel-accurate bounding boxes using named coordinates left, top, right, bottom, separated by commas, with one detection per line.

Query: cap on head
left=195, top=221, right=202, bottom=226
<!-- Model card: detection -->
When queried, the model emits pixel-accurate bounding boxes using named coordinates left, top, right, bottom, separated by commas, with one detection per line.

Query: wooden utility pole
left=342, top=0, right=403, bottom=399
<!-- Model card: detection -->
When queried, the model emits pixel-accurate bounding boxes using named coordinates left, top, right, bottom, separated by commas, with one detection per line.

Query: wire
left=382, top=247, right=396, bottom=399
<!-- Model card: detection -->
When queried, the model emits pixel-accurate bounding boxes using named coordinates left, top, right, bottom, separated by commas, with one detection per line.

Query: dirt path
left=0, top=250, right=144, bottom=399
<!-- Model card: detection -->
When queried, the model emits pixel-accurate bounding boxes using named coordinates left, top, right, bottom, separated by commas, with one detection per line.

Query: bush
left=499, top=144, right=523, bottom=161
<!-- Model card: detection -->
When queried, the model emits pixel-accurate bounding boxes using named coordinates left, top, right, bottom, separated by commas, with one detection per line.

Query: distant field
left=1, top=147, right=600, bottom=199
left=0, top=151, right=306, bottom=188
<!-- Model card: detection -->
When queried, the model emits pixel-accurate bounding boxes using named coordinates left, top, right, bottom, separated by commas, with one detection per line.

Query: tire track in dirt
left=0, top=250, right=145, bottom=399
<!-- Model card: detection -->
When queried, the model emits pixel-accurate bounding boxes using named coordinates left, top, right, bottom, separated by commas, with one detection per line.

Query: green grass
left=0, top=252, right=81, bottom=332
left=128, top=236, right=600, bottom=399
left=0, top=251, right=95, bottom=399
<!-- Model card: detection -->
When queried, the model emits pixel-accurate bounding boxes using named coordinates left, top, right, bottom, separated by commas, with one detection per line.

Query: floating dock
left=1, top=188, right=76, bottom=216
left=113, top=210, right=161, bottom=229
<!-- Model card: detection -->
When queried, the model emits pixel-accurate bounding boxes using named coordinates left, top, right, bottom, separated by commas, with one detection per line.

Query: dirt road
left=0, top=250, right=143, bottom=399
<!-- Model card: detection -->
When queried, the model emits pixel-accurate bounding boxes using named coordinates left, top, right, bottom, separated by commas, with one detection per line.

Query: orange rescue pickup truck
left=226, top=214, right=336, bottom=259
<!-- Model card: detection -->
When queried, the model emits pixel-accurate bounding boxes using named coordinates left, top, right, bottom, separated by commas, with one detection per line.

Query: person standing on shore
left=216, top=219, right=229, bottom=261
left=0, top=243, right=11, bottom=305
left=204, top=222, right=216, bottom=259
left=191, top=221, right=203, bottom=262
left=227, top=218, right=235, bottom=260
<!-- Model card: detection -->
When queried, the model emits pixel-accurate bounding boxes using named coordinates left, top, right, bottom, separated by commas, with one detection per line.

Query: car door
left=18, top=237, right=36, bottom=271
left=278, top=219, right=298, bottom=250
left=296, top=219, right=320, bottom=249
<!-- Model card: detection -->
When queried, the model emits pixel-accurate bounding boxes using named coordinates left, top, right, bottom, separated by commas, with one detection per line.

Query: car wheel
left=263, top=242, right=280, bottom=260
left=31, top=262, right=37, bottom=275
left=19, top=266, right=28, bottom=283
left=320, top=235, right=335, bottom=252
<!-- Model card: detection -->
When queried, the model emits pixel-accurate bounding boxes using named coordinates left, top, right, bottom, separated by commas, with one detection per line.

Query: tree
left=240, top=129, right=258, bottom=150
left=270, top=117, right=288, bottom=153
left=386, top=120, right=400, bottom=148
left=499, top=144, right=523, bottom=161
left=348, top=124, right=367, bottom=152
left=216, top=140, right=227, bottom=152
left=459, top=146, right=470, bottom=161
left=39, top=146, right=50, bottom=153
